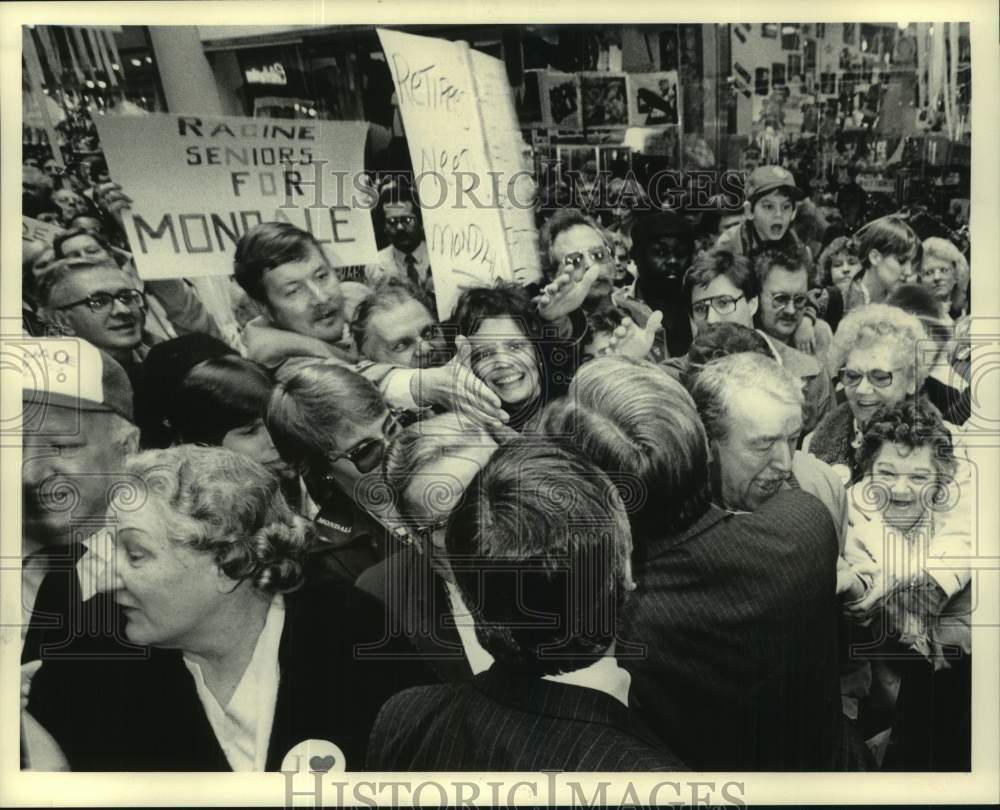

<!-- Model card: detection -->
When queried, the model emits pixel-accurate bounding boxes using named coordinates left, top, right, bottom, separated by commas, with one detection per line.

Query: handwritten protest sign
left=22, top=216, right=62, bottom=245
left=378, top=28, right=540, bottom=319
left=94, top=113, right=376, bottom=280
left=468, top=49, right=541, bottom=293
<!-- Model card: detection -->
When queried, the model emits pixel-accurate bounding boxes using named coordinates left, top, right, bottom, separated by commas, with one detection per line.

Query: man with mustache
left=755, top=248, right=813, bottom=347
left=37, top=257, right=151, bottom=385
left=237, top=222, right=507, bottom=428
left=752, top=249, right=835, bottom=434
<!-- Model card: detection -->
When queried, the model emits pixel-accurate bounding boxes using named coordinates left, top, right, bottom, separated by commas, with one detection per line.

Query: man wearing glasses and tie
left=365, top=180, right=434, bottom=308
left=36, top=256, right=151, bottom=384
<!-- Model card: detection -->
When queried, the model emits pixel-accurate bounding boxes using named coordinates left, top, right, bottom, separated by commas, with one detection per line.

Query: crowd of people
left=19, top=137, right=974, bottom=773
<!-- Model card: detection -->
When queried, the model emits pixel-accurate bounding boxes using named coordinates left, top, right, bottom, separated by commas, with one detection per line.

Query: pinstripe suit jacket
left=366, top=666, right=686, bottom=771
left=621, top=490, right=852, bottom=771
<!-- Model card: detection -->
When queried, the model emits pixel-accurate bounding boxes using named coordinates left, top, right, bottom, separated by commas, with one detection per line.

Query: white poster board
left=468, top=49, right=541, bottom=293
left=94, top=113, right=377, bottom=280
left=378, top=28, right=540, bottom=319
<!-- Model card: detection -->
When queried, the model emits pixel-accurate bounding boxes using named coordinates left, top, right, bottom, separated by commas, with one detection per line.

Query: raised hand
left=607, top=311, right=663, bottom=360
left=535, top=262, right=603, bottom=322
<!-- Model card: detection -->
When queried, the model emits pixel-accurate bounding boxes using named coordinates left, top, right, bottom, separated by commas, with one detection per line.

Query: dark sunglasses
left=562, top=248, right=611, bottom=271
left=328, top=411, right=405, bottom=473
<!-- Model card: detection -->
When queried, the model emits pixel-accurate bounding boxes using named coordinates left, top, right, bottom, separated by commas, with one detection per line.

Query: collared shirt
left=443, top=580, right=494, bottom=676
left=544, top=655, right=632, bottom=708
left=367, top=242, right=432, bottom=290
left=183, top=595, right=285, bottom=772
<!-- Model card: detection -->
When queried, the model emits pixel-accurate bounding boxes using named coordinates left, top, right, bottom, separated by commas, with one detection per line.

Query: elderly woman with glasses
left=265, top=363, right=408, bottom=581
left=803, top=304, right=964, bottom=484
left=836, top=400, right=971, bottom=770
left=25, top=446, right=428, bottom=771
left=804, top=304, right=936, bottom=484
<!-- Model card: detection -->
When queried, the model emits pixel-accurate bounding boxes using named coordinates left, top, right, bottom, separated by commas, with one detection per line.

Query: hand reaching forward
left=607, top=311, right=663, bottom=360
left=535, top=262, right=603, bottom=322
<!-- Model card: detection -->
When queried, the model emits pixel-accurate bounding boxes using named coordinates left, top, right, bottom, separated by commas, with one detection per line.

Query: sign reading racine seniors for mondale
left=94, top=113, right=377, bottom=280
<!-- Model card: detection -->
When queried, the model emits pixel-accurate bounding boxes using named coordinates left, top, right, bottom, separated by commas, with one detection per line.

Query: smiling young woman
left=451, top=283, right=581, bottom=432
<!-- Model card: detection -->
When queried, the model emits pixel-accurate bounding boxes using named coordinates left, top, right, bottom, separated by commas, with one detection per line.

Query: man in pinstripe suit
left=365, top=438, right=685, bottom=771
left=540, top=356, right=870, bottom=771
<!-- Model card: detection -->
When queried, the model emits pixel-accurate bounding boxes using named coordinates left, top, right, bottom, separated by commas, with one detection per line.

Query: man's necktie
left=404, top=253, right=421, bottom=289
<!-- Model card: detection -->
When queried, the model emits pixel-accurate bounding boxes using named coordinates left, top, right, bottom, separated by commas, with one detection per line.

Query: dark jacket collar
left=472, top=666, right=634, bottom=733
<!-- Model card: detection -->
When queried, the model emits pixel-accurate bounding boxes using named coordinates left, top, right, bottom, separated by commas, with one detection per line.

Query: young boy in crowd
left=716, top=165, right=808, bottom=259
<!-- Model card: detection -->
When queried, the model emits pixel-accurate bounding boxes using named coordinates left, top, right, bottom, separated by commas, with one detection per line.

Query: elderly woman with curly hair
left=803, top=303, right=948, bottom=483
left=25, top=446, right=429, bottom=772
left=837, top=400, right=971, bottom=771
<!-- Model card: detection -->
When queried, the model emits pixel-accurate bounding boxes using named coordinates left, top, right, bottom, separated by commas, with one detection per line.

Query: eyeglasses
left=562, top=248, right=611, bottom=272
left=385, top=215, right=417, bottom=228
left=838, top=367, right=897, bottom=389
left=918, top=264, right=954, bottom=280
left=691, top=294, right=743, bottom=321
left=328, top=410, right=405, bottom=473
left=52, top=289, right=146, bottom=314
left=767, top=292, right=809, bottom=311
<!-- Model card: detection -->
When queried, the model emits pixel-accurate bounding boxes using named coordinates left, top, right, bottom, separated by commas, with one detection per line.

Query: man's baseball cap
left=745, top=165, right=805, bottom=204
left=20, top=337, right=134, bottom=423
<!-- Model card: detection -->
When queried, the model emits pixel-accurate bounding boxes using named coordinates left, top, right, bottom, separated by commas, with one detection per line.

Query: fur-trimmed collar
left=806, top=401, right=858, bottom=477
